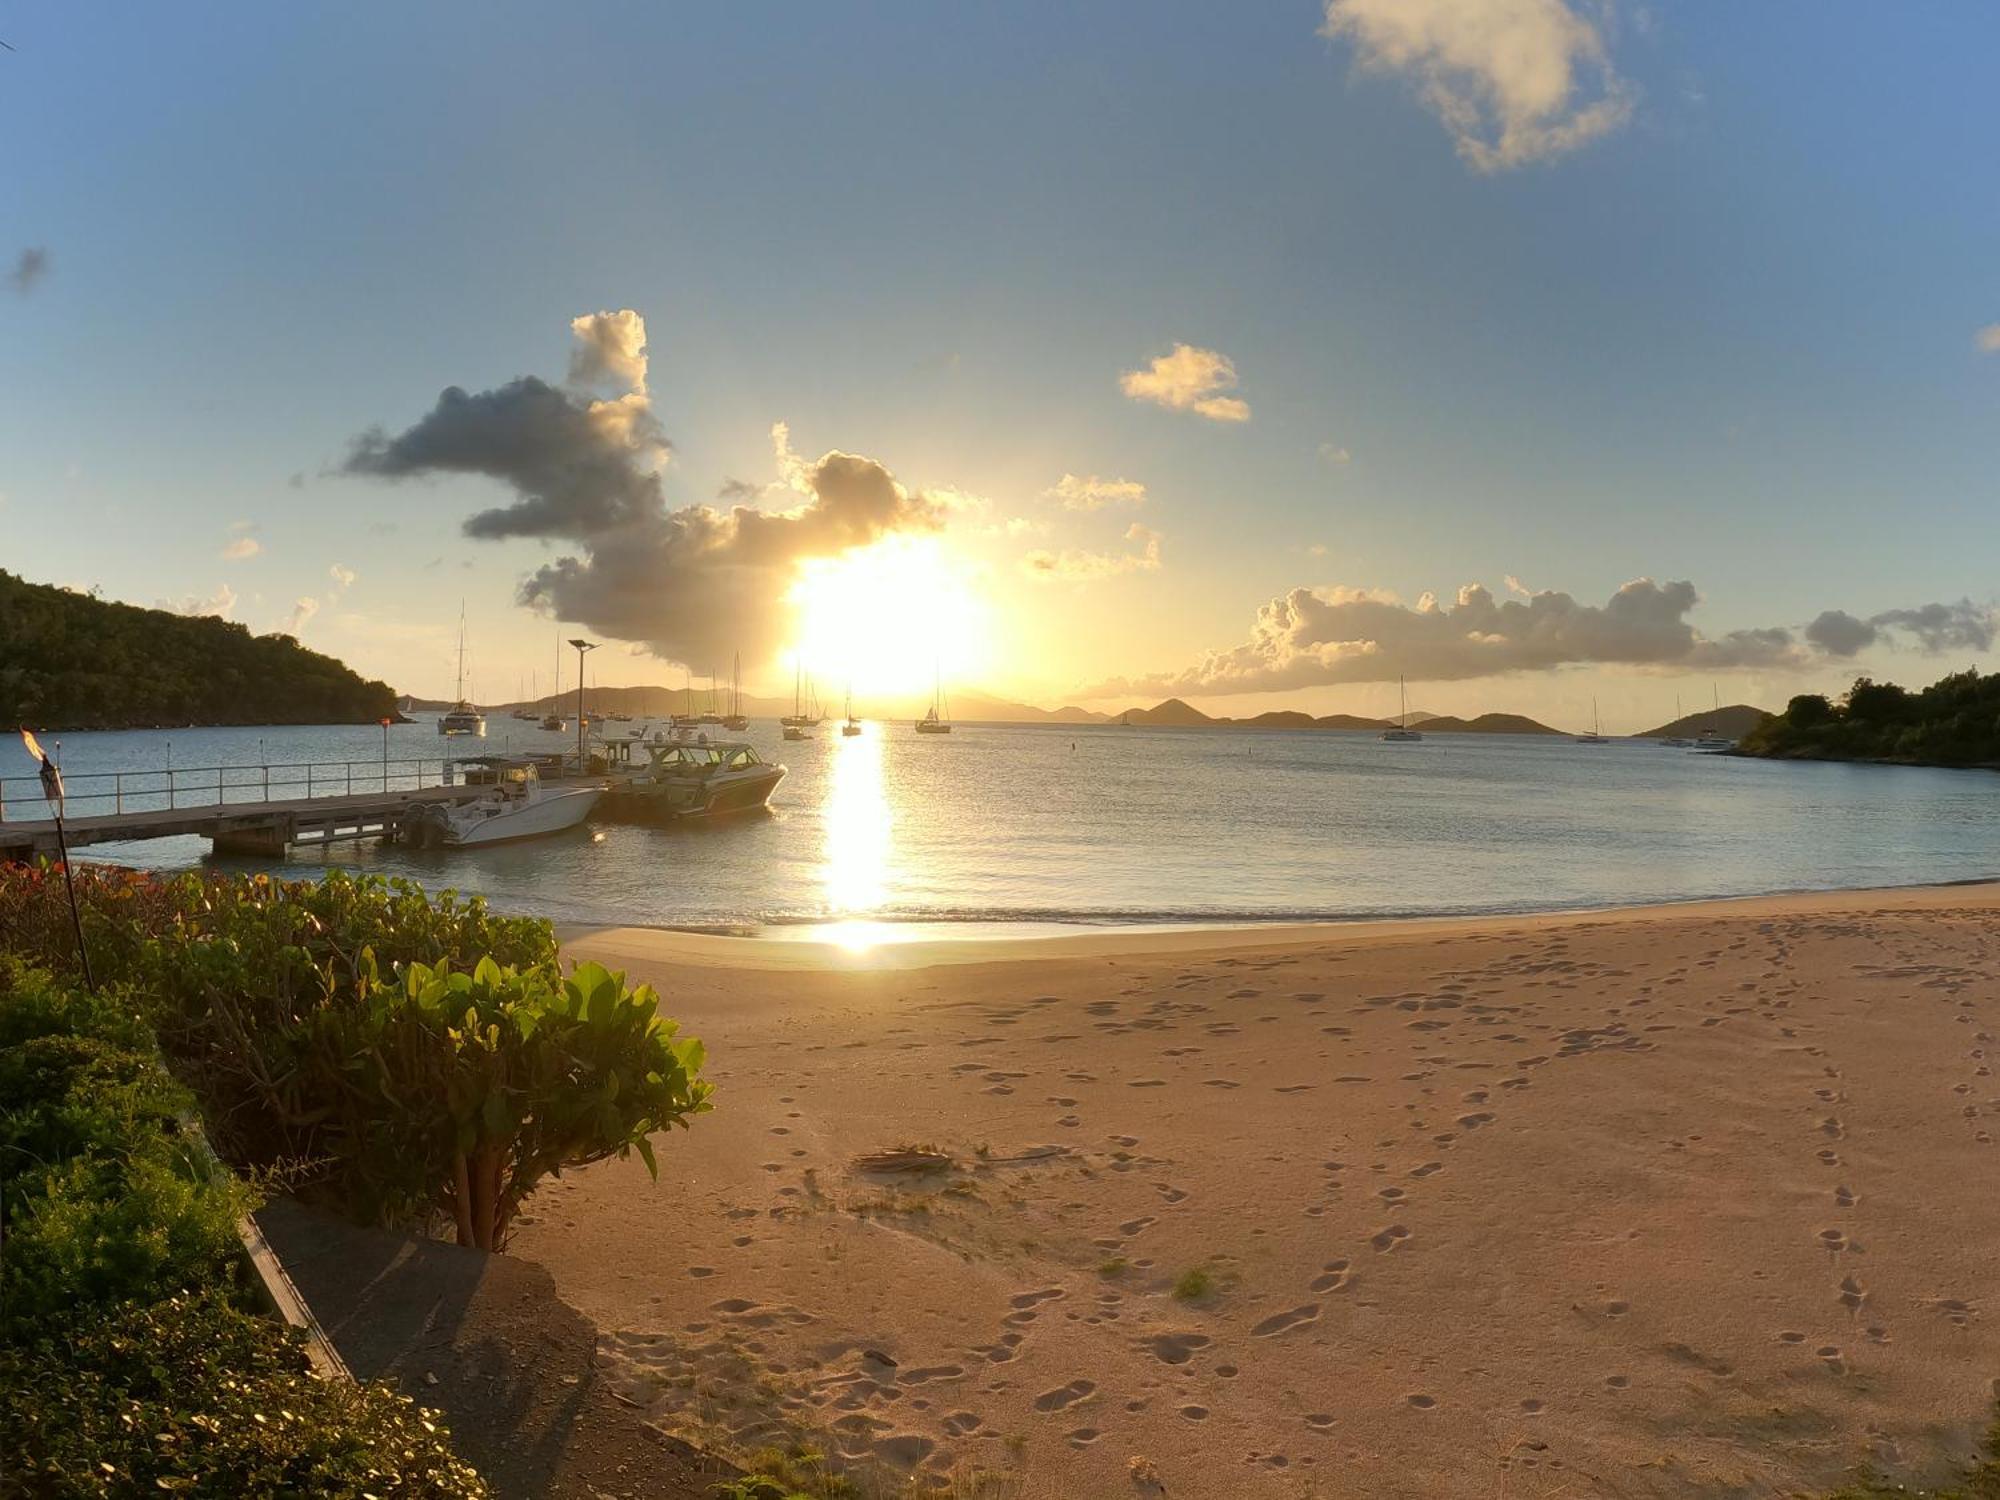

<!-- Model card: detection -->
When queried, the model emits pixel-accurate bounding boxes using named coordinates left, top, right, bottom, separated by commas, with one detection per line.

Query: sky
left=3, top=3, right=1998, bottom=731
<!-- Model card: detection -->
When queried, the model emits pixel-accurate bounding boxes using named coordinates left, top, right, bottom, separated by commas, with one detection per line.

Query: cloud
left=1096, top=574, right=1999, bottom=698
left=1317, top=443, right=1352, bottom=466
left=1977, top=324, right=2000, bottom=355
left=1321, top=0, right=1633, bottom=172
left=1046, top=473, right=1149, bottom=510
left=328, top=563, right=357, bottom=595
left=717, top=476, right=768, bottom=501
left=1023, top=523, right=1162, bottom=583
left=1119, top=344, right=1250, bottom=422
left=284, top=596, right=319, bottom=635
left=1807, top=601, right=1994, bottom=658
left=165, top=583, right=238, bottom=619
left=568, top=308, right=650, bottom=394
left=9, top=247, right=47, bottom=295
left=220, top=536, right=262, bottom=561
left=344, top=313, right=946, bottom=670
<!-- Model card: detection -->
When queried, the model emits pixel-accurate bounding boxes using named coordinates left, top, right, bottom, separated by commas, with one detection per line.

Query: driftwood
left=852, top=1148, right=954, bottom=1174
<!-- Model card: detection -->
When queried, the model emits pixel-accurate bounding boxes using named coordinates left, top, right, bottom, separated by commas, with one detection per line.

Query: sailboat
left=511, top=673, right=537, bottom=721
left=782, top=659, right=814, bottom=739
left=1575, top=697, right=1610, bottom=744
left=1660, top=692, right=1692, bottom=748
left=1693, top=683, right=1734, bottom=751
left=841, top=686, right=862, bottom=737
left=723, top=653, right=750, bottom=731
left=1379, top=677, right=1422, bottom=742
left=698, top=669, right=723, bottom=726
left=539, top=634, right=566, bottom=732
left=915, top=661, right=953, bottom=734
left=438, top=606, right=487, bottom=737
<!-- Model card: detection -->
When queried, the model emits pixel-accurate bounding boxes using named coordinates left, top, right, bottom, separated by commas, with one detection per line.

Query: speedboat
left=783, top=724, right=810, bottom=742
left=540, top=713, right=567, bottom=732
left=601, top=740, right=785, bottom=820
left=401, top=759, right=600, bottom=847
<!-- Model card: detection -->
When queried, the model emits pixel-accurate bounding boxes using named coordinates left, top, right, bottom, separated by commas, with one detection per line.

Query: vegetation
left=1170, top=1265, right=1215, bottom=1302
left=0, top=567, right=397, bottom=728
left=0, top=955, right=486, bottom=1496
left=0, top=865, right=711, bottom=1248
left=1740, top=670, right=2000, bottom=768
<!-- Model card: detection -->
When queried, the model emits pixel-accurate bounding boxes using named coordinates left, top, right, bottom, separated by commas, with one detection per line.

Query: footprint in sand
left=943, top=1411, right=983, bottom=1435
left=1012, top=1288, right=1065, bottom=1311
left=1066, top=1428, right=1101, bottom=1447
left=1410, top=1161, right=1445, bottom=1178
left=1310, top=1260, right=1352, bottom=1292
left=1378, top=1186, right=1407, bottom=1205
left=1251, top=1304, right=1321, bottom=1337
left=1406, top=1393, right=1437, bottom=1409
left=1820, top=1117, right=1846, bottom=1139
left=1138, top=1332, right=1212, bottom=1365
left=1839, top=1274, right=1869, bottom=1312
left=1033, top=1379, right=1096, bottom=1412
left=1371, top=1223, right=1412, bottom=1252
left=1818, top=1346, right=1847, bottom=1374
left=1834, top=1185, right=1857, bottom=1207
left=1154, top=1183, right=1190, bottom=1204
left=1819, top=1229, right=1849, bottom=1251
left=1179, top=1404, right=1210, bottom=1421
left=1118, top=1216, right=1158, bottom=1236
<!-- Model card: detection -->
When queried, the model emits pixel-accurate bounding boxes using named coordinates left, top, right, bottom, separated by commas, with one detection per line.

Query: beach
left=514, top=885, right=2000, bottom=1498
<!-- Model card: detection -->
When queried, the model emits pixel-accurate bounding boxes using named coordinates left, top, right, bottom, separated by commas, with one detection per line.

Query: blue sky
left=4, top=3, right=1997, bottom=728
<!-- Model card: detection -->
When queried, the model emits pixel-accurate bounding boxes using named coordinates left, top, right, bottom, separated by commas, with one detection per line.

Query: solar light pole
left=19, top=729, right=93, bottom=992
left=569, top=638, right=596, bottom=770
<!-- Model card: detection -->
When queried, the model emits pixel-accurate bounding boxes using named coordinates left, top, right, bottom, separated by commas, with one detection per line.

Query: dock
left=0, top=755, right=486, bottom=862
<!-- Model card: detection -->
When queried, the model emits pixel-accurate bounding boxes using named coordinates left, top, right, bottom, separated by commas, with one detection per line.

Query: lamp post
left=569, top=638, right=596, bottom=770
left=19, top=728, right=92, bottom=991
left=379, top=717, right=391, bottom=791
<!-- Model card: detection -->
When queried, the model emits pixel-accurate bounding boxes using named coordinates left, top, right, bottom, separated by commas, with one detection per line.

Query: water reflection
left=823, top=723, right=892, bottom=918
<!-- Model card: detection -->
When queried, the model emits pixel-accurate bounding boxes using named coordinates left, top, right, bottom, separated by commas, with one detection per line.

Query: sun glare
left=787, top=537, right=988, bottom=701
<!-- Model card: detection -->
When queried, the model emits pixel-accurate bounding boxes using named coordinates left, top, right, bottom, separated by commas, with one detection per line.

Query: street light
left=568, top=639, right=596, bottom=769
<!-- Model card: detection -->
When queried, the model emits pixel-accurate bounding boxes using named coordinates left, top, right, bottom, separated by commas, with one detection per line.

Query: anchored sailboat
left=438, top=606, right=487, bottom=737
left=915, top=662, right=953, bottom=734
left=1380, top=677, right=1422, bottom=742
left=723, top=653, right=749, bottom=732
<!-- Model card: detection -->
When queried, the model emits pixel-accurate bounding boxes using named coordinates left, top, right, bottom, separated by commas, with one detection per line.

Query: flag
left=19, top=728, right=63, bottom=807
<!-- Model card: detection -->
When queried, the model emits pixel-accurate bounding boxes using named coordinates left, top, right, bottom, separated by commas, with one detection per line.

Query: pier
left=0, top=756, right=486, bottom=861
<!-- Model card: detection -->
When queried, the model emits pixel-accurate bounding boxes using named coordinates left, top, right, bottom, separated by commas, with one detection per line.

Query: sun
left=787, top=536, right=989, bottom=700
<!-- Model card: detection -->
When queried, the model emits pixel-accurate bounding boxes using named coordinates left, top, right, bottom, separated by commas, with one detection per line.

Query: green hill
left=0, top=570, right=396, bottom=730
left=1635, top=704, right=1771, bottom=740
left=1739, top=672, right=2000, bottom=768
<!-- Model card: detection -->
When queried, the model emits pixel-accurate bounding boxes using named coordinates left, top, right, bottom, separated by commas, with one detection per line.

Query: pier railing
left=0, top=757, right=458, bottom=825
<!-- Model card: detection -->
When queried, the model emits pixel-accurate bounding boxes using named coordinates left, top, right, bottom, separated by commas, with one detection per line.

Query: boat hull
left=601, top=766, right=786, bottom=822
left=407, top=785, right=601, bottom=847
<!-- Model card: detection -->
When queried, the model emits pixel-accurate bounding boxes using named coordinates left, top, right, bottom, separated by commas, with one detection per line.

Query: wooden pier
left=0, top=756, right=485, bottom=862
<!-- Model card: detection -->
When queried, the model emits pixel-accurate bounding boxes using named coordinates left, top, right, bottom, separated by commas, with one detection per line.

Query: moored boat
left=600, top=740, right=786, bottom=820
left=401, top=758, right=599, bottom=847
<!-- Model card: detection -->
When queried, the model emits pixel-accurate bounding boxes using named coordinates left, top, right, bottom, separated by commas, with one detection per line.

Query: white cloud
left=220, top=536, right=262, bottom=561
left=1316, top=443, right=1352, bottom=466
left=284, top=596, right=319, bottom=635
left=1046, top=473, right=1149, bottom=510
left=569, top=308, right=650, bottom=395
left=1321, top=0, right=1633, bottom=172
left=167, top=583, right=237, bottom=619
left=328, top=563, right=357, bottom=593
left=1023, top=523, right=1162, bottom=583
left=1119, top=345, right=1250, bottom=422
left=1977, top=324, right=2000, bottom=354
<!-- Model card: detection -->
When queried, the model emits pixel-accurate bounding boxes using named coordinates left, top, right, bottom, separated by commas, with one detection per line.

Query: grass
left=1097, top=1256, right=1130, bottom=1278
left=1171, top=1265, right=1215, bottom=1301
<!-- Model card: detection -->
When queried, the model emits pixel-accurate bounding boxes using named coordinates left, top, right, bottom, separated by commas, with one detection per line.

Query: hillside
left=1635, top=704, right=1772, bottom=741
left=428, top=683, right=1113, bottom=724
left=1119, top=698, right=1214, bottom=727
left=1418, top=713, right=1565, bottom=736
left=1739, top=672, right=2000, bottom=768
left=0, top=570, right=397, bottom=730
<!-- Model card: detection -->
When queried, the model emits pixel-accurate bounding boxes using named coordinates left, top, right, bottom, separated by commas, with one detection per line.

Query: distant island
left=1114, top=697, right=1566, bottom=734
left=0, top=569, right=397, bottom=730
left=1739, top=671, right=2000, bottom=768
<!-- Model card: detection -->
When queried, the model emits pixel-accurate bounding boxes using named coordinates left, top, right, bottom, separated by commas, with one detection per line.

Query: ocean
left=4, top=716, right=1998, bottom=932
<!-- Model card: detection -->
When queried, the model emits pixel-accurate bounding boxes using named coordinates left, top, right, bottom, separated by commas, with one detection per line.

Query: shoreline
left=556, top=872, right=2000, bottom=970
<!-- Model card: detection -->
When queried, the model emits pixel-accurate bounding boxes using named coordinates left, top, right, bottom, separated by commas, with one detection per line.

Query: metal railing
left=0, top=757, right=457, bottom=824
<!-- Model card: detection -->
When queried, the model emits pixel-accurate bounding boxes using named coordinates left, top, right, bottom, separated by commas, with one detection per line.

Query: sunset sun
left=786, top=535, right=989, bottom=701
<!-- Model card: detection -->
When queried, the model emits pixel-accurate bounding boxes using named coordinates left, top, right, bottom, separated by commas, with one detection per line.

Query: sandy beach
left=513, top=885, right=2000, bottom=1498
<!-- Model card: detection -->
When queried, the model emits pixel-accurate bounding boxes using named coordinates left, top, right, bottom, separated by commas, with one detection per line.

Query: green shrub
left=302, top=957, right=713, bottom=1249
left=0, top=1290, right=486, bottom=1498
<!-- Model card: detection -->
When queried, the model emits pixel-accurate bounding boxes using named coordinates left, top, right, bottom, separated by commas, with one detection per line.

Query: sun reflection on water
left=823, top=721, right=892, bottom=925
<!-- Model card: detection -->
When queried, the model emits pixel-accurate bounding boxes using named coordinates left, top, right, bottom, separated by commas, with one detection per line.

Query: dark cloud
left=717, top=477, right=766, bottom=501
left=1805, top=601, right=1992, bottom=659
left=10, top=246, right=47, bottom=295
left=343, top=312, right=943, bottom=669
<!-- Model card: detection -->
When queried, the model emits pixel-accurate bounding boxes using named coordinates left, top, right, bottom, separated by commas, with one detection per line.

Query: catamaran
left=438, top=606, right=487, bottom=737
left=915, top=662, right=953, bottom=734
left=1380, top=677, right=1422, bottom=742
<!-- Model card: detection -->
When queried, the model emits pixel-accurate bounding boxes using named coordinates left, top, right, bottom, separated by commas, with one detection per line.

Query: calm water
left=5, top=718, right=1999, bottom=930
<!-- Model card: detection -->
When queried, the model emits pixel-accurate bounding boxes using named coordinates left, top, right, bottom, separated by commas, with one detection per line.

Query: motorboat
left=1380, top=676, right=1422, bottom=742
left=438, top=607, right=487, bottom=738
left=783, top=725, right=810, bottom=742
left=600, top=740, right=786, bottom=820
left=401, top=758, right=600, bottom=847
left=540, top=713, right=567, bottom=732
left=1693, top=734, right=1735, bottom=751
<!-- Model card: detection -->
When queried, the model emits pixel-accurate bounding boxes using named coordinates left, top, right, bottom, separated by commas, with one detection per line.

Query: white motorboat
left=402, top=758, right=600, bottom=847
left=601, top=740, right=786, bottom=820
left=1380, top=676, right=1422, bottom=742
